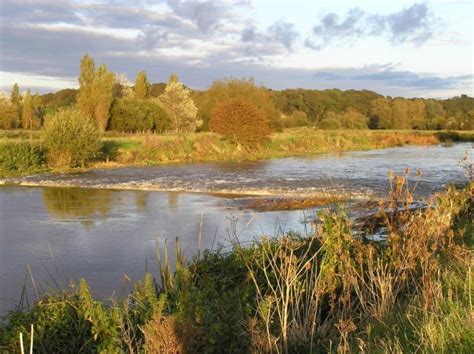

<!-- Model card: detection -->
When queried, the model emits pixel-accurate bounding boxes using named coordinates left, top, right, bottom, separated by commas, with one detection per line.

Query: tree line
left=1, top=55, right=473, bottom=134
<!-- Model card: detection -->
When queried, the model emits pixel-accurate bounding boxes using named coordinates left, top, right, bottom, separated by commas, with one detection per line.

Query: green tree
left=135, top=71, right=150, bottom=99
left=370, top=97, right=392, bottom=129
left=110, top=98, right=169, bottom=132
left=409, top=99, right=427, bottom=129
left=339, top=107, right=368, bottom=129
left=11, top=83, right=20, bottom=107
left=0, top=92, right=20, bottom=129
left=77, top=55, right=115, bottom=131
left=43, top=107, right=101, bottom=167
left=425, top=99, right=446, bottom=130
left=77, top=54, right=96, bottom=118
left=159, top=75, right=199, bottom=133
left=92, top=64, right=115, bottom=131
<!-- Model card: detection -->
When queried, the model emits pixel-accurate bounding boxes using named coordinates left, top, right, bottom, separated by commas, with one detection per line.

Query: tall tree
left=77, top=54, right=96, bottom=118
left=10, top=83, right=21, bottom=126
left=77, top=55, right=115, bottom=131
left=11, top=83, right=20, bottom=107
left=135, top=71, right=150, bottom=99
left=31, top=94, right=43, bottom=128
left=21, top=90, right=33, bottom=129
left=159, top=75, right=199, bottom=133
left=92, top=64, right=115, bottom=131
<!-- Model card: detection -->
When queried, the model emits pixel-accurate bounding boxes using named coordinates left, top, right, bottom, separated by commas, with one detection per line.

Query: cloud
left=306, top=3, right=440, bottom=49
left=0, top=0, right=470, bottom=98
left=239, top=20, right=299, bottom=56
left=166, top=0, right=245, bottom=33
left=137, top=27, right=169, bottom=49
left=268, top=21, right=299, bottom=50
left=313, top=64, right=472, bottom=90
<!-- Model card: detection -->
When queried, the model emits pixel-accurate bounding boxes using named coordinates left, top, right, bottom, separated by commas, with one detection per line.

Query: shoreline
left=3, top=129, right=473, bottom=179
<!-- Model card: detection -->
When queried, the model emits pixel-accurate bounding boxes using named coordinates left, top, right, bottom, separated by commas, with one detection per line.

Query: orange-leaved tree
left=210, top=98, right=272, bottom=146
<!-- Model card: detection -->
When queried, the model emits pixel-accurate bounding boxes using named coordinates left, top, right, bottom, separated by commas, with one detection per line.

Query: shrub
left=282, top=110, right=311, bottom=128
left=109, top=98, right=169, bottom=133
left=0, top=142, right=46, bottom=176
left=210, top=98, right=271, bottom=146
left=318, top=117, right=341, bottom=129
left=43, top=107, right=101, bottom=167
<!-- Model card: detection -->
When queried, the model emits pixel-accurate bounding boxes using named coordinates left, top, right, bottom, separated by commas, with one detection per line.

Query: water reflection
left=135, top=191, right=148, bottom=210
left=42, top=187, right=114, bottom=220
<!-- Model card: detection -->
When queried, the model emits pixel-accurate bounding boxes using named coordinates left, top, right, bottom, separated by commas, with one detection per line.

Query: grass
left=0, top=174, right=472, bottom=353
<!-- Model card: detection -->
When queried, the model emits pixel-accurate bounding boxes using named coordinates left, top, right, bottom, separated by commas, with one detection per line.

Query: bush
left=210, top=98, right=271, bottom=146
left=0, top=142, right=46, bottom=176
left=318, top=117, right=341, bottom=129
left=282, top=111, right=311, bottom=128
left=43, top=107, right=101, bottom=167
left=109, top=98, right=170, bottom=133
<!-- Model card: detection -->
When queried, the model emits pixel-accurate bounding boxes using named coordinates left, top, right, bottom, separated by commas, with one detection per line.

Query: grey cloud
left=137, top=27, right=169, bottom=49
left=241, top=26, right=257, bottom=42
left=268, top=21, right=299, bottom=49
left=314, top=65, right=471, bottom=90
left=306, top=3, right=438, bottom=49
left=0, top=0, right=83, bottom=25
left=239, top=20, right=299, bottom=54
left=166, top=0, right=240, bottom=33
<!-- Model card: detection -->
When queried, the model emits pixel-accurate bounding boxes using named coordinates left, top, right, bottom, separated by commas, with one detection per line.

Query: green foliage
left=0, top=294, right=97, bottom=353
left=210, top=97, right=272, bottom=146
left=0, top=142, right=46, bottom=176
left=77, top=55, right=115, bottom=131
left=319, top=117, right=341, bottom=129
left=11, top=83, right=20, bottom=107
left=0, top=93, right=20, bottom=129
left=272, top=88, right=381, bottom=123
left=43, top=107, right=101, bottom=167
left=321, top=107, right=368, bottom=129
left=109, top=97, right=170, bottom=132
left=282, top=110, right=311, bottom=128
left=78, top=279, right=122, bottom=352
left=41, top=89, right=78, bottom=115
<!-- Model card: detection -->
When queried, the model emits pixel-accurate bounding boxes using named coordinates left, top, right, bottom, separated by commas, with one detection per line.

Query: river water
left=0, top=143, right=471, bottom=315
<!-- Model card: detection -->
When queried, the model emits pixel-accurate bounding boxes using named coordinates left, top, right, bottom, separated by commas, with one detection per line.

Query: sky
left=0, top=0, right=472, bottom=98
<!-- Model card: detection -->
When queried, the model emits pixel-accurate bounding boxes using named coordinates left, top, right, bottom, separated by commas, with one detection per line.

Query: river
left=0, top=143, right=471, bottom=315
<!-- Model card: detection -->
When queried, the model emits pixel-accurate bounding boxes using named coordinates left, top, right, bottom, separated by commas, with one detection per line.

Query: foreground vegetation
left=1, top=128, right=473, bottom=178
left=0, top=174, right=472, bottom=353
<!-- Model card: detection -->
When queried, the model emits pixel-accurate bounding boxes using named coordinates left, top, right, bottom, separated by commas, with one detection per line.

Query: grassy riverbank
left=1, top=128, right=473, bottom=178
left=0, top=177, right=472, bottom=353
